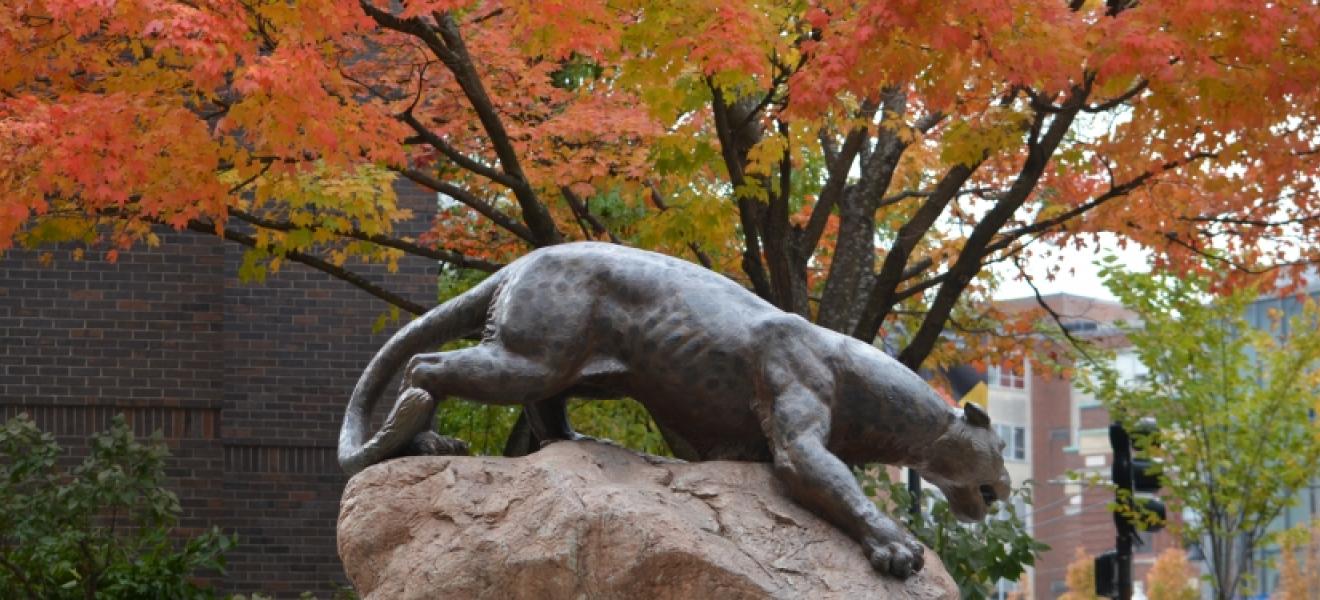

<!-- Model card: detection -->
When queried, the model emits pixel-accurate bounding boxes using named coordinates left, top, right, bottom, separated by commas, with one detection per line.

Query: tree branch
left=184, top=218, right=430, bottom=315
left=710, top=82, right=773, bottom=300
left=0, top=553, right=38, bottom=600
left=1181, top=212, right=1320, bottom=228
left=648, top=183, right=718, bottom=270
left=560, top=186, right=620, bottom=243
left=762, top=119, right=809, bottom=315
left=984, top=151, right=1219, bottom=256
left=1013, top=254, right=1098, bottom=366
left=226, top=208, right=504, bottom=272
left=394, top=167, right=537, bottom=244
left=357, top=1, right=560, bottom=246
left=800, top=124, right=869, bottom=262
left=1084, top=78, right=1148, bottom=113
left=429, top=12, right=561, bottom=245
left=853, top=161, right=980, bottom=341
left=817, top=88, right=908, bottom=333
left=398, top=111, right=520, bottom=189
left=898, top=84, right=1090, bottom=369
left=1160, top=231, right=1313, bottom=275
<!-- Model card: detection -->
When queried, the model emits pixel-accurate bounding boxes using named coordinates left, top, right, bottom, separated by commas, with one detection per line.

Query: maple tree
left=5, top=0, right=1320, bottom=372
left=1277, top=519, right=1320, bottom=600
left=1058, top=547, right=1099, bottom=600
left=1144, top=548, right=1198, bottom=600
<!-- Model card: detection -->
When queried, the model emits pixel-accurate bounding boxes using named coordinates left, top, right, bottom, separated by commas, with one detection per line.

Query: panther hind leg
left=386, top=344, right=569, bottom=458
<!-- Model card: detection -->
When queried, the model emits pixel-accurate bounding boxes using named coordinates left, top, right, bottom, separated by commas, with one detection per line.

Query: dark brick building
left=0, top=185, right=438, bottom=595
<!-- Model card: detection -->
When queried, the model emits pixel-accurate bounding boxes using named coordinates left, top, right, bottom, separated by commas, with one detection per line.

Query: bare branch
left=226, top=208, right=504, bottom=272
left=560, top=186, right=620, bottom=244
left=898, top=84, right=1091, bottom=369
left=394, top=167, right=537, bottom=244
left=183, top=218, right=429, bottom=315
left=1084, top=78, right=1148, bottom=113
left=1013, top=254, right=1099, bottom=366
left=399, top=111, right=520, bottom=189
left=853, top=161, right=980, bottom=341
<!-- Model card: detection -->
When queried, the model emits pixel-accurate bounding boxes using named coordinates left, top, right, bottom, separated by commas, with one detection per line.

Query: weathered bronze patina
left=339, top=242, right=1010, bottom=578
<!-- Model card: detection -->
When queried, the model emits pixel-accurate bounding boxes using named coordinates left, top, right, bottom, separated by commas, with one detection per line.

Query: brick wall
left=0, top=184, right=438, bottom=596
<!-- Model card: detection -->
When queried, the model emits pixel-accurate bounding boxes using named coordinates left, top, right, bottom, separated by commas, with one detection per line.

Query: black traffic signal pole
left=1103, top=419, right=1166, bottom=600
left=1102, top=419, right=1166, bottom=600
left=1116, top=520, right=1134, bottom=600
left=1110, top=422, right=1136, bottom=600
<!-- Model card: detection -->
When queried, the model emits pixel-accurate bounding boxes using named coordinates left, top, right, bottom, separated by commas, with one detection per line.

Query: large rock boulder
left=338, top=441, right=958, bottom=599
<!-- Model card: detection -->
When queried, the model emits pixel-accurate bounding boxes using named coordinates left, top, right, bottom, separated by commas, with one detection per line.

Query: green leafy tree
left=437, top=398, right=670, bottom=457
left=1085, top=266, right=1320, bottom=600
left=0, top=414, right=234, bottom=599
left=858, top=467, right=1046, bottom=600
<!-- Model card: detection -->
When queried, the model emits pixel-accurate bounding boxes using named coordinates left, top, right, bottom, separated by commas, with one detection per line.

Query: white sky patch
left=992, top=233, right=1151, bottom=302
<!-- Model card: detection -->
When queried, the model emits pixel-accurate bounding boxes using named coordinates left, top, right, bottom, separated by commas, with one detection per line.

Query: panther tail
left=338, top=270, right=504, bottom=475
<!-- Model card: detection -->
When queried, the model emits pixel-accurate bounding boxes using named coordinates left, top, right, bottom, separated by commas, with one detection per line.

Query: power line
left=1030, top=498, right=1114, bottom=529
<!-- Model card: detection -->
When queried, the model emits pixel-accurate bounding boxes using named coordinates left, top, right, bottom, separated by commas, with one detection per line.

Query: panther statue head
left=916, top=402, right=1013, bottom=523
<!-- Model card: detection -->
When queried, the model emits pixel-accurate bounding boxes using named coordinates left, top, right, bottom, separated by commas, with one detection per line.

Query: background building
left=0, top=184, right=438, bottom=595
left=991, top=294, right=1180, bottom=599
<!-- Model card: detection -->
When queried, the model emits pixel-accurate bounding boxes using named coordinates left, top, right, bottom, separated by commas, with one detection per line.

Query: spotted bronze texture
left=339, top=242, right=1010, bottom=578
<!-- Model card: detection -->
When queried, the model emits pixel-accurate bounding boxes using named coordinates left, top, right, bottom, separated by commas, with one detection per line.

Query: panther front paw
left=864, top=535, right=926, bottom=579
left=406, top=431, right=471, bottom=457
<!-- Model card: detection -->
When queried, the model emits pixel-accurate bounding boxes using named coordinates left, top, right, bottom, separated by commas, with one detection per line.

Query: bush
left=1059, top=547, right=1099, bottom=600
left=857, top=467, right=1047, bottom=600
left=0, top=413, right=234, bottom=599
left=436, top=397, right=672, bottom=457
left=1145, top=548, right=1199, bottom=600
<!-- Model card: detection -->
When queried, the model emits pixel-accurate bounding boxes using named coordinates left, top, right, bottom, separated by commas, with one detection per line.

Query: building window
left=995, top=424, right=1027, bottom=461
left=988, top=362, right=1025, bottom=389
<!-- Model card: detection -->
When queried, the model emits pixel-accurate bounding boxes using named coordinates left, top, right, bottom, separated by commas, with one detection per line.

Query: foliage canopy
left=6, top=0, right=1320, bottom=370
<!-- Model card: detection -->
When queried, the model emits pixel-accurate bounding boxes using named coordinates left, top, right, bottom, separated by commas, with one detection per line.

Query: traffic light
left=1094, top=550, right=1118, bottom=598
left=1110, top=419, right=1166, bottom=536
left=1095, top=420, right=1165, bottom=600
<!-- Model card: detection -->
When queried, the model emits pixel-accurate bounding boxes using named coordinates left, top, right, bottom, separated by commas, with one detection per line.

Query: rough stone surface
left=338, top=441, right=958, bottom=599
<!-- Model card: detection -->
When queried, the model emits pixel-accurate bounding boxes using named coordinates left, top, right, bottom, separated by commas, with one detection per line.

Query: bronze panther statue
left=339, top=242, right=1011, bottom=578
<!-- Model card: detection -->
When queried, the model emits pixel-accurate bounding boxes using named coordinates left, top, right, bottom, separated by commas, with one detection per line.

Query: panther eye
left=979, top=484, right=998, bottom=507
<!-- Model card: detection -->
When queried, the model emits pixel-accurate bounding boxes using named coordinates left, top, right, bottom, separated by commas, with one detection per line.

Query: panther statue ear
left=963, top=402, right=991, bottom=429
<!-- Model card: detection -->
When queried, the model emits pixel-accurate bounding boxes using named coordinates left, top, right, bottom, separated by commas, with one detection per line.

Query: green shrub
left=0, top=413, right=234, bottom=599
left=857, top=467, right=1046, bottom=600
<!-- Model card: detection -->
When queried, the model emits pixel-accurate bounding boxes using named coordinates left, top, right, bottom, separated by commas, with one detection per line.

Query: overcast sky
left=991, top=234, right=1151, bottom=302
